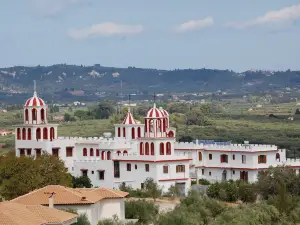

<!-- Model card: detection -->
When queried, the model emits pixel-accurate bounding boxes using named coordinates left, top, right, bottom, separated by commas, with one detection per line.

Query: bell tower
left=15, top=81, right=59, bottom=142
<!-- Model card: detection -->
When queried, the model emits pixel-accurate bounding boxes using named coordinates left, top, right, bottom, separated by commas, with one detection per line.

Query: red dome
left=122, top=109, right=136, bottom=124
left=146, top=104, right=163, bottom=118
left=159, top=107, right=169, bottom=117
left=24, top=92, right=46, bottom=107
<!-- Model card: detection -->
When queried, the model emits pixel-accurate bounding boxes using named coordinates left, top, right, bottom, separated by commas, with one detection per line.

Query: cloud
left=227, top=4, right=300, bottom=29
left=69, top=22, right=144, bottom=40
left=174, top=17, right=214, bottom=33
left=31, top=0, right=86, bottom=16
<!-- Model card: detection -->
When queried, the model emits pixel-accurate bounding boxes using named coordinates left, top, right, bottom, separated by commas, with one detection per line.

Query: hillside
left=0, top=64, right=300, bottom=103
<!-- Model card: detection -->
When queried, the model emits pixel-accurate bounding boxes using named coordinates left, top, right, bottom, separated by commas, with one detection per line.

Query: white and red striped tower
left=24, top=80, right=48, bottom=125
left=14, top=81, right=59, bottom=143
left=115, top=108, right=144, bottom=140
left=144, top=103, right=166, bottom=138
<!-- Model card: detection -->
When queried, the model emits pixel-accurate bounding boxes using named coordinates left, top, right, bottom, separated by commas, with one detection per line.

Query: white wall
left=99, top=199, right=125, bottom=220
left=73, top=160, right=114, bottom=188
left=55, top=199, right=125, bottom=225
left=196, top=167, right=259, bottom=183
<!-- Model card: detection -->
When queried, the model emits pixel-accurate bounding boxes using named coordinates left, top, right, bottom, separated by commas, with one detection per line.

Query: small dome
left=146, top=103, right=163, bottom=119
left=159, top=107, right=169, bottom=117
left=24, top=91, right=46, bottom=107
left=122, top=108, right=136, bottom=124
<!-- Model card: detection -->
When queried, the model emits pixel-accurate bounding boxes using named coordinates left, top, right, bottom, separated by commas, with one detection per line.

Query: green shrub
left=125, top=200, right=159, bottom=225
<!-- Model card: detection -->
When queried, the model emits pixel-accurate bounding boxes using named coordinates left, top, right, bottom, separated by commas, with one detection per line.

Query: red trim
left=80, top=169, right=88, bottom=171
left=52, top=147, right=60, bottom=149
left=112, top=158, right=192, bottom=163
left=175, top=148, right=278, bottom=153
left=66, top=146, right=74, bottom=148
left=195, top=166, right=269, bottom=170
left=76, top=143, right=100, bottom=145
left=32, top=97, right=37, bottom=106
left=38, top=98, right=44, bottom=105
left=159, top=178, right=189, bottom=182
left=139, top=137, right=174, bottom=140
left=97, top=169, right=105, bottom=171
left=25, top=99, right=30, bottom=106
left=287, top=166, right=300, bottom=169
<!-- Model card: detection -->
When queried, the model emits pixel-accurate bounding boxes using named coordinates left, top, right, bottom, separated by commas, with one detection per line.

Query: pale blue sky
left=0, top=0, right=299, bottom=71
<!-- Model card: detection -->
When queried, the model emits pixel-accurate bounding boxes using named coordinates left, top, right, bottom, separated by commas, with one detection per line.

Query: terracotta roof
left=12, top=185, right=128, bottom=206
left=0, top=201, right=77, bottom=225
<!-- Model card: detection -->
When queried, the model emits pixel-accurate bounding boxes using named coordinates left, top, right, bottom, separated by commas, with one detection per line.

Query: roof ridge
left=11, top=185, right=49, bottom=202
left=99, top=187, right=124, bottom=198
left=64, top=186, right=94, bottom=202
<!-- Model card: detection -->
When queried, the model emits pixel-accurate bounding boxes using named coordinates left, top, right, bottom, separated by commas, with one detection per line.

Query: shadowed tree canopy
left=72, top=175, right=92, bottom=188
left=0, top=152, right=72, bottom=200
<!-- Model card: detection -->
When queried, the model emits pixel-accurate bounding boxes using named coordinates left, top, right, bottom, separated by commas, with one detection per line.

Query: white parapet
left=174, top=141, right=278, bottom=152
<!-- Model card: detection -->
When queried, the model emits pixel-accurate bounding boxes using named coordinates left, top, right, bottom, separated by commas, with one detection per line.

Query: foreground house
left=11, top=185, right=128, bottom=225
left=0, top=201, right=77, bottom=225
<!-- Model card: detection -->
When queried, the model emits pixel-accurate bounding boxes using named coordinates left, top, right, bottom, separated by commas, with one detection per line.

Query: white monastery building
left=14, top=85, right=300, bottom=194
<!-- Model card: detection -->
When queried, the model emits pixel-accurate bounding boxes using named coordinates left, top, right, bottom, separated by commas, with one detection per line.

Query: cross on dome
left=122, top=108, right=136, bottom=125
left=24, top=80, right=46, bottom=107
left=146, top=103, right=164, bottom=118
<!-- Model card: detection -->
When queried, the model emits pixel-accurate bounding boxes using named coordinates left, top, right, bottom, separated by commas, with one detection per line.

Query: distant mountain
left=0, top=64, right=299, bottom=103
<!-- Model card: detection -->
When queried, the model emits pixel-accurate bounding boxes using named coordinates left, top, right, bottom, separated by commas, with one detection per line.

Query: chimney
left=49, top=193, right=54, bottom=208
left=45, top=192, right=55, bottom=208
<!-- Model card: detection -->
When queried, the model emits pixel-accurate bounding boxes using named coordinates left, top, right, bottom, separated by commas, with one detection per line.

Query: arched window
left=158, top=120, right=161, bottom=132
left=123, top=127, right=126, bottom=137
left=50, top=127, right=55, bottom=141
left=101, top=151, right=105, bottom=160
left=166, top=142, right=171, bottom=155
left=41, top=108, right=45, bottom=121
left=163, top=118, right=167, bottom=132
left=198, top=152, right=202, bottom=161
left=168, top=131, right=174, bottom=138
left=131, top=128, right=135, bottom=139
left=107, top=151, right=111, bottom=160
left=17, top=128, right=21, bottom=140
left=36, top=128, right=41, bottom=140
left=140, top=142, right=144, bottom=155
left=32, top=108, right=37, bottom=121
left=118, top=127, right=121, bottom=137
left=117, top=150, right=121, bottom=156
left=151, top=143, right=155, bottom=155
left=276, top=153, right=280, bottom=162
left=96, top=149, right=100, bottom=157
left=149, top=119, right=153, bottom=132
left=83, top=148, right=87, bottom=156
left=22, top=128, right=26, bottom=140
left=144, top=119, right=148, bottom=133
left=43, top=127, right=48, bottom=140
left=160, top=143, right=164, bottom=155
left=25, top=109, right=29, bottom=121
left=137, top=127, right=141, bottom=138
left=90, top=148, right=94, bottom=156
left=145, top=142, right=149, bottom=155
left=27, top=128, right=31, bottom=140
left=123, top=150, right=128, bottom=156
